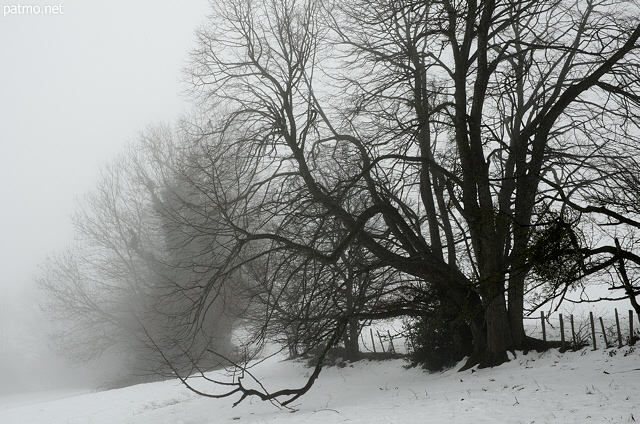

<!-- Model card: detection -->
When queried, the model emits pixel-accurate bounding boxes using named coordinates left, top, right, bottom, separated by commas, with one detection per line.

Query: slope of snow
left=1, top=346, right=638, bottom=423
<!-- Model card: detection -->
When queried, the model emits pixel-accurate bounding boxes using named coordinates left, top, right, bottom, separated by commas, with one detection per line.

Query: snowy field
left=1, top=345, right=638, bottom=423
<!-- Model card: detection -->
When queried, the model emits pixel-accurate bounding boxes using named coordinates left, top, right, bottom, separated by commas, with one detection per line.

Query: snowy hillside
left=1, top=346, right=638, bottom=423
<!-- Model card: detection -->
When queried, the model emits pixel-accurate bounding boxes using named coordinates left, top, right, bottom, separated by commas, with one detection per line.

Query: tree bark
left=479, top=291, right=512, bottom=368
left=507, top=273, right=526, bottom=349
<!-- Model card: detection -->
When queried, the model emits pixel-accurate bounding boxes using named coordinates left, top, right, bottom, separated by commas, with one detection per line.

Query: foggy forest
left=3, top=0, right=640, bottom=422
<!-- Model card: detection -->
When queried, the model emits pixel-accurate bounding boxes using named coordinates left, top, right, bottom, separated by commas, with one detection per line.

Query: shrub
left=405, top=314, right=469, bottom=372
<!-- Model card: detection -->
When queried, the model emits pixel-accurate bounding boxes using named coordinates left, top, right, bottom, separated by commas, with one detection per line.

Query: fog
left=0, top=285, right=89, bottom=394
left=0, top=1, right=208, bottom=395
left=1, top=0, right=637, bottom=402
left=0, top=282, right=161, bottom=395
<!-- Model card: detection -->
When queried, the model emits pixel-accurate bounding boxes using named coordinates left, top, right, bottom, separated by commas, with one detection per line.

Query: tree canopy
left=38, top=0, right=640, bottom=406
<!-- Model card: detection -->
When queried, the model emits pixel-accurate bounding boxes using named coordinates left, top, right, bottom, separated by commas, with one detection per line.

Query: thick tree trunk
left=507, top=272, right=526, bottom=349
left=453, top=323, right=474, bottom=357
left=458, top=315, right=486, bottom=371
left=479, top=294, right=513, bottom=368
left=509, top=201, right=534, bottom=350
left=454, top=289, right=487, bottom=371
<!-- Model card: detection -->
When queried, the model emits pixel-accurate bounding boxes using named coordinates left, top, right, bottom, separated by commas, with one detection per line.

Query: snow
left=1, top=346, right=638, bottom=423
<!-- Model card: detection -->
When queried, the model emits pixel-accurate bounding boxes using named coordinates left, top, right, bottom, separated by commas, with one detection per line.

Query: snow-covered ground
left=1, top=344, right=638, bottom=423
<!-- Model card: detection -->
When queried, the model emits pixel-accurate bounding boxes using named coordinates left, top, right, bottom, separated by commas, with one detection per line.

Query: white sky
left=0, top=1, right=210, bottom=295
left=0, top=0, right=630, bottom=316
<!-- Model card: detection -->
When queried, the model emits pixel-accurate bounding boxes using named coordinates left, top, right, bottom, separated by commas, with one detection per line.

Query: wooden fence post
left=631, top=310, right=636, bottom=346
left=599, top=317, right=609, bottom=348
left=541, top=311, right=546, bottom=345
left=377, top=330, right=386, bottom=353
left=571, top=315, right=577, bottom=350
left=559, top=313, right=565, bottom=351
left=370, top=328, right=377, bottom=353
left=590, top=311, right=597, bottom=350
left=387, top=330, right=396, bottom=354
left=615, top=309, right=623, bottom=348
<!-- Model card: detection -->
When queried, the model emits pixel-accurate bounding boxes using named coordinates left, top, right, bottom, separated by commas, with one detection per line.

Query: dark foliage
left=406, top=314, right=471, bottom=372
left=528, top=212, right=585, bottom=290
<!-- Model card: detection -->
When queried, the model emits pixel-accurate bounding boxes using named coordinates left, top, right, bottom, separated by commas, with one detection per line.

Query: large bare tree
left=182, top=0, right=640, bottom=374
left=38, top=0, right=640, bottom=406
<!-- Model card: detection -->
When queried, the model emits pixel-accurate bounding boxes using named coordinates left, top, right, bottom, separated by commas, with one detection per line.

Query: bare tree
left=37, top=145, right=163, bottom=370
left=329, top=0, right=640, bottom=364
left=36, top=124, right=236, bottom=382
left=38, top=0, right=640, bottom=406
left=181, top=0, right=640, bottom=369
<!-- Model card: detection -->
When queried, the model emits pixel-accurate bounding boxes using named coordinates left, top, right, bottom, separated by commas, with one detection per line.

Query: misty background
left=1, top=0, right=635, bottom=399
left=0, top=0, right=209, bottom=392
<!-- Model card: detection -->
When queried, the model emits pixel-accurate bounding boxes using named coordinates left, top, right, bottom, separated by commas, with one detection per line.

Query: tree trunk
left=343, top=317, right=360, bottom=361
left=479, top=293, right=513, bottom=368
left=459, top=314, right=486, bottom=371
left=507, top=272, right=526, bottom=349
left=508, top=195, right=535, bottom=350
left=455, top=289, right=487, bottom=371
left=453, top=322, right=474, bottom=358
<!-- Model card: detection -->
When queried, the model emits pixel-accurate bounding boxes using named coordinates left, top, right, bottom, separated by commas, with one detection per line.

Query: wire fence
left=358, top=309, right=640, bottom=356
left=526, top=308, right=639, bottom=351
